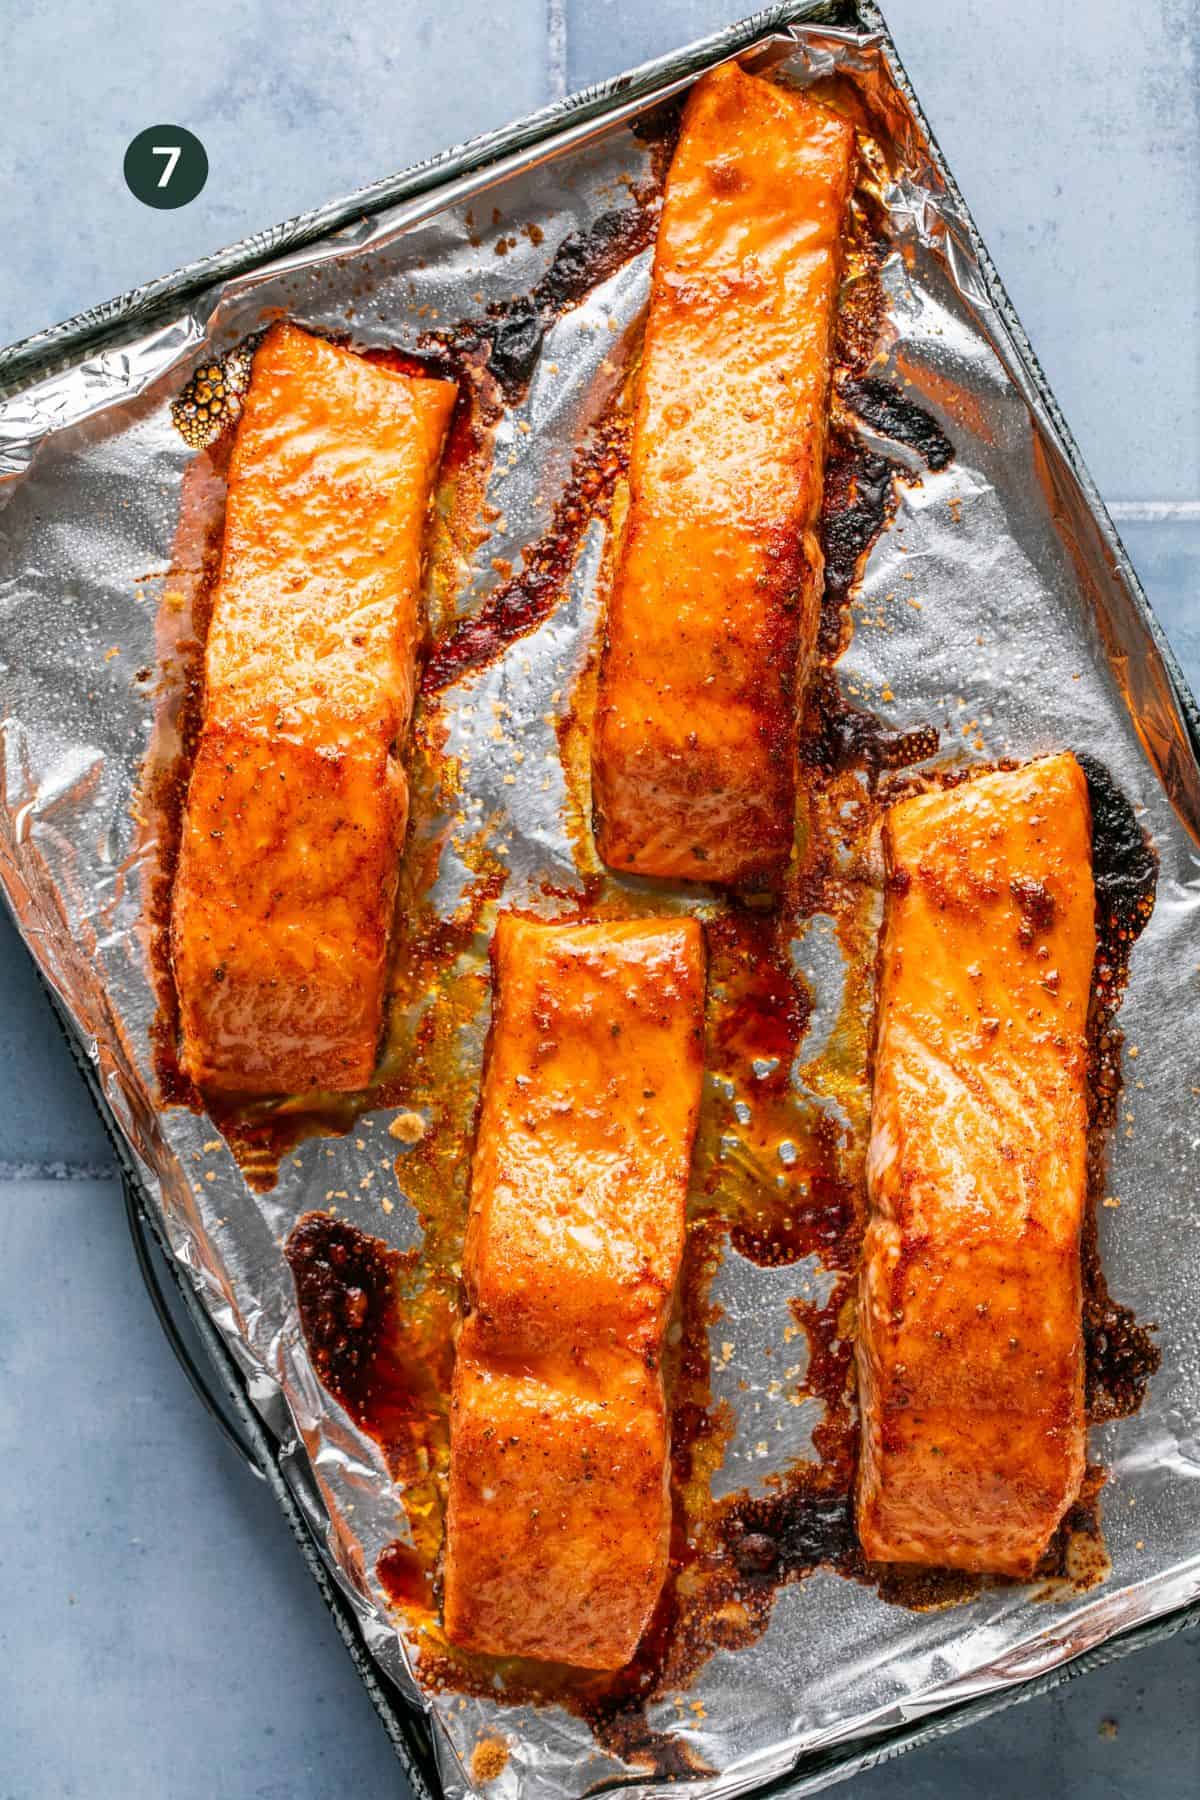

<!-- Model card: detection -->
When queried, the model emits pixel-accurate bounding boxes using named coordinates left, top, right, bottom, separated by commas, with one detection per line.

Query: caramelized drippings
left=1078, top=755, right=1161, bottom=1421
left=423, top=413, right=629, bottom=693
left=378, top=1540, right=437, bottom=1613
left=143, top=433, right=232, bottom=1112
left=429, top=177, right=663, bottom=403
left=286, top=1212, right=454, bottom=1589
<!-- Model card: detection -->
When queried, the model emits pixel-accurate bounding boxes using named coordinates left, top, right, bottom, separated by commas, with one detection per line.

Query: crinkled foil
left=1, top=16, right=1199, bottom=1800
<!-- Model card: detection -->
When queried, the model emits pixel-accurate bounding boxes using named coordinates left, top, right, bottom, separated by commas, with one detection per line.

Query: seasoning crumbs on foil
left=471, top=1737, right=511, bottom=1785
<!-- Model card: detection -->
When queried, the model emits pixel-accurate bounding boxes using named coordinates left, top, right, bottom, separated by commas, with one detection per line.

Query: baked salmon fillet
left=171, top=323, right=456, bottom=1094
left=443, top=916, right=706, bottom=1668
left=856, top=755, right=1096, bottom=1577
left=591, top=62, right=855, bottom=885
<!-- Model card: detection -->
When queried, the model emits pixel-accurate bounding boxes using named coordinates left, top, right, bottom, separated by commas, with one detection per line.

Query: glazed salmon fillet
left=592, top=62, right=855, bottom=885
left=443, top=916, right=706, bottom=1668
left=856, top=755, right=1096, bottom=1577
left=171, top=323, right=456, bottom=1094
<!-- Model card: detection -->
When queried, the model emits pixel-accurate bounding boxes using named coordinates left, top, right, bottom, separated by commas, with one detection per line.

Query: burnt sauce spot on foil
left=1078, top=755, right=1161, bottom=1422
left=285, top=1212, right=453, bottom=1593
left=452, top=91, right=681, bottom=400
left=801, top=422, right=939, bottom=782
left=145, top=429, right=235, bottom=1112
left=422, top=411, right=630, bottom=694
left=839, top=375, right=955, bottom=471
left=285, top=1213, right=415, bottom=1445
left=801, top=212, right=951, bottom=780
left=631, top=90, right=687, bottom=182
left=430, top=187, right=661, bottom=403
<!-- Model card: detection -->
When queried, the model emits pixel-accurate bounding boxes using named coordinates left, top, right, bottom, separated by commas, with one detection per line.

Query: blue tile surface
left=1120, top=518, right=1200, bottom=686
left=880, top=0, right=1200, bottom=508
left=0, top=907, right=114, bottom=1170
left=1, top=0, right=551, bottom=350
left=0, top=1181, right=404, bottom=1797
left=0, top=2, right=1197, bottom=1795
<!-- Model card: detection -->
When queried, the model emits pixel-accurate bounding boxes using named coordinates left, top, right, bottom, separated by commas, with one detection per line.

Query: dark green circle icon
left=123, top=126, right=208, bottom=210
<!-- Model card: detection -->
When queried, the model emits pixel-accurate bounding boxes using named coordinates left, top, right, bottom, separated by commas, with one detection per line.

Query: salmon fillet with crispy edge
left=591, top=61, right=855, bottom=886
left=171, top=322, right=456, bottom=1095
left=855, top=754, right=1096, bottom=1578
left=443, top=915, right=706, bottom=1669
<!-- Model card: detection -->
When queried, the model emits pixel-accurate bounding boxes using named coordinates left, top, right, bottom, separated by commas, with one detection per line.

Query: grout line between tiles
left=0, top=1160, right=119, bottom=1182
left=547, top=0, right=568, bottom=101
left=1107, top=500, right=1200, bottom=523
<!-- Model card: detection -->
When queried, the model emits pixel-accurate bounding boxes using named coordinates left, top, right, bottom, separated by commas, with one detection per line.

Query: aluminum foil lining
left=1, top=16, right=1199, bottom=1800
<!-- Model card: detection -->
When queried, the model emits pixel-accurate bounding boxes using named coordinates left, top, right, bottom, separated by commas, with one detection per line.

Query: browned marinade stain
left=1077, top=754, right=1160, bottom=1422
left=422, top=411, right=629, bottom=694
left=285, top=1213, right=450, bottom=1600
left=140, top=429, right=232, bottom=1113
left=630, top=90, right=687, bottom=188
left=1031, top=1465, right=1112, bottom=1598
left=428, top=168, right=664, bottom=402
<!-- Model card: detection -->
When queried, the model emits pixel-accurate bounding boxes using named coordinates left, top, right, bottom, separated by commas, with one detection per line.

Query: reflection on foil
left=0, top=14, right=1198, bottom=1800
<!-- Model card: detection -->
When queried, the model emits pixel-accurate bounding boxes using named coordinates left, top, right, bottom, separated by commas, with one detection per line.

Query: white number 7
left=151, top=144, right=182, bottom=189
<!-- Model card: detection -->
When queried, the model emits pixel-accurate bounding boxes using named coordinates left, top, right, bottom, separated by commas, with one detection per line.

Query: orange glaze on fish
left=171, top=323, right=456, bottom=1095
left=592, top=61, right=855, bottom=885
left=443, top=916, right=706, bottom=1669
left=856, top=755, right=1095, bottom=1577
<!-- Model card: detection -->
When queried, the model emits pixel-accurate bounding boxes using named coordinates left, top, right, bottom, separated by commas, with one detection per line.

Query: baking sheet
left=1, top=11, right=1199, bottom=1800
